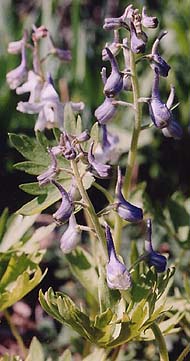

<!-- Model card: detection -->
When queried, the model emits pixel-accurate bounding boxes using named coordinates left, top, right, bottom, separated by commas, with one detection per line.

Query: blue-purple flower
left=105, top=224, right=131, bottom=290
left=103, top=48, right=123, bottom=98
left=94, top=96, right=117, bottom=124
left=60, top=214, right=81, bottom=253
left=115, top=167, right=143, bottom=222
left=37, top=148, right=58, bottom=186
left=145, top=219, right=167, bottom=273
left=149, top=32, right=170, bottom=77
left=87, top=142, right=112, bottom=178
left=95, top=125, right=119, bottom=164
left=149, top=69, right=172, bottom=129
left=52, top=180, right=74, bottom=224
left=102, top=30, right=121, bottom=61
left=130, top=21, right=146, bottom=54
left=141, top=6, right=158, bottom=29
left=103, top=5, right=133, bottom=31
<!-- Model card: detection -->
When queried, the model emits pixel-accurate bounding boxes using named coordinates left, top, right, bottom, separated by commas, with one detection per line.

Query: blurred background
left=0, top=0, right=190, bottom=359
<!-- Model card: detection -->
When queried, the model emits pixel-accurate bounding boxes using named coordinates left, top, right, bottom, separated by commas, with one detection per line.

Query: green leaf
left=16, top=178, right=71, bottom=215
left=0, top=214, right=38, bottom=252
left=0, top=208, right=9, bottom=241
left=25, top=337, right=44, bottom=361
left=65, top=247, right=99, bottom=302
left=0, top=267, right=46, bottom=311
left=19, top=182, right=47, bottom=195
left=94, top=308, right=113, bottom=329
left=64, top=103, right=76, bottom=134
left=58, top=349, right=72, bottom=361
left=9, top=133, right=50, bottom=164
left=14, top=161, right=47, bottom=176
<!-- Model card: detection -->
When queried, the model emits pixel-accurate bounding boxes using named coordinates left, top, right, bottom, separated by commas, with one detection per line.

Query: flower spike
left=115, top=167, right=143, bottom=222
left=105, top=224, right=131, bottom=290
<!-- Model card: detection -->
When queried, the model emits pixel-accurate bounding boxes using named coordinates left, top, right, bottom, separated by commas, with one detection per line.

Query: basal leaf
left=0, top=267, right=46, bottom=311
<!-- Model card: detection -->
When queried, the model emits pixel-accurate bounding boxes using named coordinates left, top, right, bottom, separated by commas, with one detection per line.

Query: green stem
left=71, top=160, right=107, bottom=256
left=151, top=323, right=169, bottom=361
left=123, top=50, right=142, bottom=199
left=176, top=343, right=190, bottom=361
left=4, top=309, right=27, bottom=358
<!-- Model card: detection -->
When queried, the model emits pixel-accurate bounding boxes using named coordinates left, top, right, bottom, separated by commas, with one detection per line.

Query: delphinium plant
left=5, top=2, right=190, bottom=361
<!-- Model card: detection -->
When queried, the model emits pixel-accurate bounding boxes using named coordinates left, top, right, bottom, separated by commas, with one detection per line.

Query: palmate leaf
left=9, top=130, right=95, bottom=215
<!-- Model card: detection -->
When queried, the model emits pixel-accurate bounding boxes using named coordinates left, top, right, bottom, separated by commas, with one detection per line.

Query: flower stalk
left=151, top=323, right=169, bottom=361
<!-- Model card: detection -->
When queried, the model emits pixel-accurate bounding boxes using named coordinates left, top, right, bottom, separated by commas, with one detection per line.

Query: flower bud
left=105, top=224, right=131, bottom=290
left=145, top=219, right=167, bottom=273
left=115, top=167, right=143, bottom=222
left=60, top=214, right=81, bottom=253
left=103, top=48, right=123, bottom=98
left=52, top=180, right=74, bottom=224
left=141, top=7, right=158, bottom=29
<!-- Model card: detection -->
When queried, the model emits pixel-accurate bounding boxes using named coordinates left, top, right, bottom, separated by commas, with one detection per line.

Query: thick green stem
left=123, top=51, right=142, bottom=199
left=151, top=323, right=169, bottom=361
left=71, top=160, right=107, bottom=256
left=4, top=309, right=27, bottom=358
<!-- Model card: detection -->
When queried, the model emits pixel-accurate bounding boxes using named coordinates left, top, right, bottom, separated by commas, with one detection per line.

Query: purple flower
left=145, top=219, right=167, bottom=273
left=7, top=30, right=28, bottom=54
left=162, top=120, right=183, bottom=139
left=53, top=48, right=72, bottom=62
left=6, top=45, right=27, bottom=90
left=141, top=6, right=158, bottom=29
left=103, top=5, right=133, bottom=31
left=103, top=48, right=123, bottom=98
left=130, top=21, right=146, bottom=54
left=52, top=180, right=74, bottom=224
left=149, top=69, right=172, bottom=129
left=94, top=97, right=117, bottom=124
left=115, top=167, right=143, bottom=222
left=122, top=38, right=132, bottom=91
left=105, top=224, right=131, bottom=290
left=37, top=148, right=58, bottom=186
left=149, top=32, right=170, bottom=77
left=61, top=132, right=76, bottom=160
left=87, top=142, right=112, bottom=178
left=16, top=70, right=43, bottom=103
left=95, top=125, right=119, bottom=164
left=102, top=30, right=121, bottom=61
left=60, top=214, right=81, bottom=253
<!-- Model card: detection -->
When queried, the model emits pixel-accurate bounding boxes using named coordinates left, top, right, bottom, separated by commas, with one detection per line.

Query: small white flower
left=16, top=70, right=43, bottom=103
